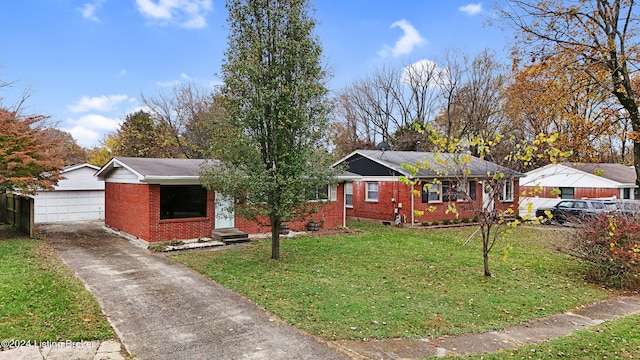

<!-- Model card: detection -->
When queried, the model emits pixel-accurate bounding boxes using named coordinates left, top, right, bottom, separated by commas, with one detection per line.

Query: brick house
left=334, top=150, right=522, bottom=225
left=96, top=157, right=346, bottom=244
left=519, top=163, right=638, bottom=218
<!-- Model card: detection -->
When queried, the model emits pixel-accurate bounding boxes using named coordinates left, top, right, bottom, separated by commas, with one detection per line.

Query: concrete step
left=212, top=228, right=250, bottom=244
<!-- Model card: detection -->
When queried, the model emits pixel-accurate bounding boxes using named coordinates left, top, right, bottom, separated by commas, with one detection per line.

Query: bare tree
left=333, top=61, right=444, bottom=150
left=434, top=49, right=508, bottom=156
left=142, top=83, right=223, bottom=159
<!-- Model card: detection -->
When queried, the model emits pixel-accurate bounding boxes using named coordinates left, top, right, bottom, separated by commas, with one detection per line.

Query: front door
left=482, top=182, right=494, bottom=212
left=214, top=192, right=235, bottom=229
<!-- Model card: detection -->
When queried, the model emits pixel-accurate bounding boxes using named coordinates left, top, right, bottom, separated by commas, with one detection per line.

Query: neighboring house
left=95, top=157, right=346, bottom=244
left=519, top=163, right=638, bottom=218
left=333, top=150, right=522, bottom=225
left=33, top=163, right=105, bottom=223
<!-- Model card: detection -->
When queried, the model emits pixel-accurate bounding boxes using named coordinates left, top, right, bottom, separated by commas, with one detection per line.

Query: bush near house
left=564, top=214, right=640, bottom=291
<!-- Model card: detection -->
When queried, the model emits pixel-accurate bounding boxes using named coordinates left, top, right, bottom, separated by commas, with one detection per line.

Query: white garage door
left=34, top=190, right=104, bottom=223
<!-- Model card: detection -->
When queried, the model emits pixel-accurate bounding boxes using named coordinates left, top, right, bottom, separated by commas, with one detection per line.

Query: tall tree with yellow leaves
left=504, top=49, right=621, bottom=165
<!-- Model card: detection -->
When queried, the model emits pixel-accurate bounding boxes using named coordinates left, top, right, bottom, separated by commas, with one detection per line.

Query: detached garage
left=33, top=163, right=105, bottom=223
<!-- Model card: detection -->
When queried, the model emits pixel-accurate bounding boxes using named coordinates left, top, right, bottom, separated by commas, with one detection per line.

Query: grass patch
left=448, top=313, right=640, bottom=359
left=170, top=223, right=611, bottom=340
left=0, top=226, right=114, bottom=341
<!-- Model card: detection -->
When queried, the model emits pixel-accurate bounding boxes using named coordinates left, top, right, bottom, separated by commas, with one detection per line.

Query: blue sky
left=0, top=1, right=510, bottom=148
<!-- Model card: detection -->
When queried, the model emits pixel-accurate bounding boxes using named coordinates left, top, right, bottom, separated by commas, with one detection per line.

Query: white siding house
left=519, top=163, right=637, bottom=218
left=33, top=163, right=105, bottom=223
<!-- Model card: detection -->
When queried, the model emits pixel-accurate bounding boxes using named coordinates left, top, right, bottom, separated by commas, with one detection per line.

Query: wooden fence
left=1, top=192, right=35, bottom=237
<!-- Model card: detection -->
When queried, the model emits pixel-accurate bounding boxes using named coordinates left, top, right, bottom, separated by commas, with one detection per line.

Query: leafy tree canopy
left=200, top=0, right=337, bottom=259
left=0, top=109, right=62, bottom=194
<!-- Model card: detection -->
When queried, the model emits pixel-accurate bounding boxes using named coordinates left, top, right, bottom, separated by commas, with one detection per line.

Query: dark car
left=536, top=199, right=615, bottom=224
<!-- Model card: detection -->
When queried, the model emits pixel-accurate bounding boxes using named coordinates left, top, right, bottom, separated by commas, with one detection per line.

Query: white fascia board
left=336, top=175, right=362, bottom=181
left=95, top=158, right=145, bottom=181
left=62, top=163, right=100, bottom=174
left=332, top=151, right=356, bottom=167
left=356, top=176, right=403, bottom=182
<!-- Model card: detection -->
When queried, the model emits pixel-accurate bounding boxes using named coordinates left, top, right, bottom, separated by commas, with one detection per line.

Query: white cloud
left=157, top=73, right=192, bottom=87
left=379, top=19, right=425, bottom=57
left=67, top=94, right=129, bottom=113
left=78, top=0, right=105, bottom=22
left=459, top=3, right=483, bottom=16
left=64, top=114, right=123, bottom=148
left=402, top=59, right=450, bottom=87
left=119, top=69, right=128, bottom=76
left=136, top=0, right=213, bottom=29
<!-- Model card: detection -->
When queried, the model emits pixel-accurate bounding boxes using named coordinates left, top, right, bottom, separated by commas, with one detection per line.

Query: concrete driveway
left=40, top=222, right=351, bottom=360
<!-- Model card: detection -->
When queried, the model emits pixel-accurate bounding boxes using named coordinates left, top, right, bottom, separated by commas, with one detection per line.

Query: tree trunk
left=623, top=101, right=640, bottom=188
left=270, top=216, right=281, bottom=260
left=612, top=90, right=640, bottom=187
left=635, top=140, right=640, bottom=189
left=482, top=230, right=491, bottom=277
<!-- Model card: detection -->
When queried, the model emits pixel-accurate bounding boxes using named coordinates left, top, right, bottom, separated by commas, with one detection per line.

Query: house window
left=623, top=188, right=631, bottom=200
left=443, top=181, right=464, bottom=202
left=422, top=181, right=463, bottom=203
left=442, top=181, right=453, bottom=202
left=308, top=185, right=329, bottom=201
left=160, top=185, right=207, bottom=220
left=501, top=181, right=514, bottom=202
left=422, top=182, right=441, bottom=203
left=366, top=182, right=379, bottom=201
left=345, top=182, right=353, bottom=207
left=468, top=181, right=477, bottom=201
left=559, top=187, right=574, bottom=199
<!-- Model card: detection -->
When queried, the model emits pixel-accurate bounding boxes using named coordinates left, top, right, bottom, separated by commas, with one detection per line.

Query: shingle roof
left=113, top=157, right=207, bottom=177
left=352, top=150, right=523, bottom=178
left=95, top=157, right=218, bottom=183
left=564, top=163, right=636, bottom=185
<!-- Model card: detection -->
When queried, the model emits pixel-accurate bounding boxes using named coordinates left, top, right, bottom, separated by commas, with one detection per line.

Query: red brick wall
left=347, top=180, right=520, bottom=224
left=106, top=183, right=215, bottom=242
left=347, top=181, right=397, bottom=222
left=105, top=182, right=151, bottom=240
left=235, top=184, right=345, bottom=233
left=106, top=182, right=345, bottom=242
left=520, top=186, right=619, bottom=199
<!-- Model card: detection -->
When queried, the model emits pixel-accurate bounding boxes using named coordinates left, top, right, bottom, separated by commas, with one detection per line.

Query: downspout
left=411, top=181, right=415, bottom=226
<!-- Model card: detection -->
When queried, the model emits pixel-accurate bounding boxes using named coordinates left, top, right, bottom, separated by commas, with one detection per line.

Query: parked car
left=611, top=199, right=640, bottom=217
left=536, top=199, right=615, bottom=224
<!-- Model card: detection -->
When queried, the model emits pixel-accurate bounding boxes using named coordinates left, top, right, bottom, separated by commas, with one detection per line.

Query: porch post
left=343, top=182, right=347, bottom=228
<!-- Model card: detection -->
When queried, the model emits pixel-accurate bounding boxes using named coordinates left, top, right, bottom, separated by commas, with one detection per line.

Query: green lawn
left=170, top=223, right=612, bottom=340
left=446, top=313, right=640, bottom=359
left=0, top=225, right=114, bottom=341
